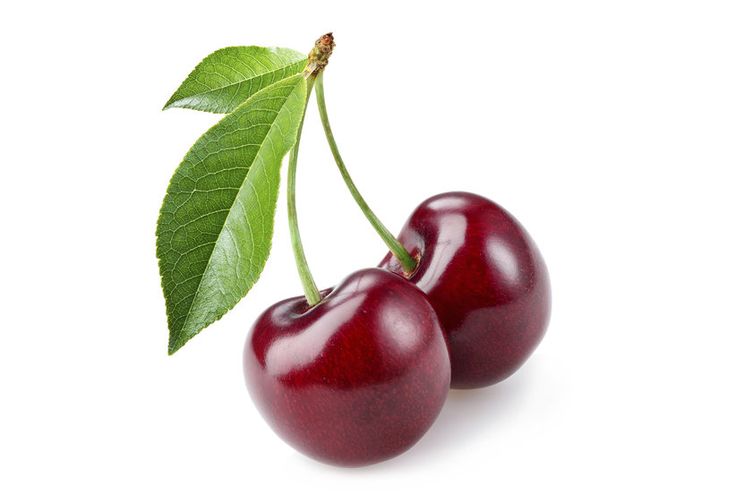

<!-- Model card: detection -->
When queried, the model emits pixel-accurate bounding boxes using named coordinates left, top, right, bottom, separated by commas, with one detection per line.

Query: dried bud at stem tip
left=304, top=33, right=335, bottom=78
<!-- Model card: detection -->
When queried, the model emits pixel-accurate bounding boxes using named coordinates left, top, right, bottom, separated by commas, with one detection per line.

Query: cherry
left=380, top=192, right=551, bottom=389
left=243, top=268, right=450, bottom=466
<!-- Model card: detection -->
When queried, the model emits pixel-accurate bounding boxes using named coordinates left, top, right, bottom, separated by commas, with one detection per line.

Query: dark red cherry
left=243, top=268, right=450, bottom=467
left=380, top=192, right=551, bottom=389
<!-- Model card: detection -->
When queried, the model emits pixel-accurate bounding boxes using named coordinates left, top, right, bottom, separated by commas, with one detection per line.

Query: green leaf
left=163, top=46, right=307, bottom=113
left=157, top=75, right=308, bottom=354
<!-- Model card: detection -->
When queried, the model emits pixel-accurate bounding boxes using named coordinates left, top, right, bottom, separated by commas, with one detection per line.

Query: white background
left=1, top=1, right=735, bottom=492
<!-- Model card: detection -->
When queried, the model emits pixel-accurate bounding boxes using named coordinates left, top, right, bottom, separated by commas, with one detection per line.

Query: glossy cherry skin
left=381, top=192, right=550, bottom=389
left=244, top=268, right=450, bottom=467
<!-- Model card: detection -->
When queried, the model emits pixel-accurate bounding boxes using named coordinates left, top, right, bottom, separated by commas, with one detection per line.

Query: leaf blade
left=163, top=46, right=307, bottom=113
left=157, top=75, right=307, bottom=354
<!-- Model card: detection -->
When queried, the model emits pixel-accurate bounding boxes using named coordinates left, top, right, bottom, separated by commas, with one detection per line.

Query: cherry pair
left=244, top=191, right=551, bottom=466
left=158, top=33, right=551, bottom=468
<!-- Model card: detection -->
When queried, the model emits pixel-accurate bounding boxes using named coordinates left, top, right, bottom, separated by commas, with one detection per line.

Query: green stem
left=314, top=73, right=417, bottom=273
left=288, top=78, right=321, bottom=306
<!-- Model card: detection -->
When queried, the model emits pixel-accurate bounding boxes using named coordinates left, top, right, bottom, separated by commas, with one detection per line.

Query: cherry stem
left=314, top=73, right=417, bottom=274
left=288, top=78, right=321, bottom=306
